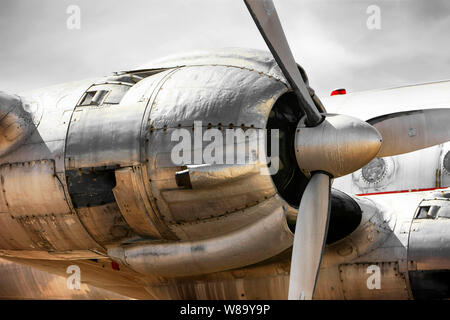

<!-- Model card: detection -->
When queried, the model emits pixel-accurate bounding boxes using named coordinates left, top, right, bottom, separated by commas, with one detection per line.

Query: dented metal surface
left=0, top=49, right=295, bottom=264
left=0, top=48, right=448, bottom=300
left=136, top=48, right=290, bottom=83
left=108, top=198, right=293, bottom=277
left=142, top=60, right=289, bottom=240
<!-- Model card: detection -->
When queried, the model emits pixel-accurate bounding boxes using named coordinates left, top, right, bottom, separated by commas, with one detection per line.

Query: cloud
left=0, top=0, right=449, bottom=98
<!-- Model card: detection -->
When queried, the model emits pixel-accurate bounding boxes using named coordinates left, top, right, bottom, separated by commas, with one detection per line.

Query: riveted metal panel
left=145, top=129, right=276, bottom=236
left=76, top=202, right=137, bottom=246
left=64, top=71, right=173, bottom=171
left=0, top=213, right=35, bottom=250
left=12, top=214, right=103, bottom=252
left=339, top=262, right=410, bottom=299
left=0, top=79, right=147, bottom=257
left=147, top=65, right=287, bottom=130
left=321, top=196, right=395, bottom=268
left=314, top=266, right=345, bottom=299
left=0, top=141, right=66, bottom=173
left=10, top=79, right=97, bottom=176
left=1, top=160, right=70, bottom=216
left=141, top=65, right=289, bottom=241
left=113, top=166, right=166, bottom=239
left=408, top=219, right=450, bottom=271
left=65, top=103, right=144, bottom=170
left=61, top=74, right=179, bottom=246
left=0, top=160, right=104, bottom=252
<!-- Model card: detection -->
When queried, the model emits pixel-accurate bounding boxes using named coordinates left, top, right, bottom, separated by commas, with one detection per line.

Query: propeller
left=244, top=0, right=382, bottom=300
left=290, top=113, right=381, bottom=300
left=243, top=0, right=322, bottom=127
left=245, top=0, right=450, bottom=300
left=288, top=172, right=330, bottom=300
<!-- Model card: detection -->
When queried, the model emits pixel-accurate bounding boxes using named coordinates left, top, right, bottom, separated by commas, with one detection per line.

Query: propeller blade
left=367, top=108, right=450, bottom=157
left=244, top=0, right=322, bottom=126
left=288, top=172, right=331, bottom=300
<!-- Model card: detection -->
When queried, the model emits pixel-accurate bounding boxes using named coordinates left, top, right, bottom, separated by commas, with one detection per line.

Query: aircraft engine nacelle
left=133, top=49, right=313, bottom=242
left=105, top=49, right=317, bottom=275
left=0, top=49, right=316, bottom=274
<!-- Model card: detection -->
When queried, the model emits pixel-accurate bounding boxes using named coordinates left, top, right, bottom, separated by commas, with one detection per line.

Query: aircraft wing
left=323, top=80, right=450, bottom=121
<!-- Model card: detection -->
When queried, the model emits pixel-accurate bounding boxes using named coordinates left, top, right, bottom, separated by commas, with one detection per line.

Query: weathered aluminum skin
left=0, top=79, right=108, bottom=259
left=0, top=92, right=41, bottom=157
left=142, top=64, right=289, bottom=240
left=133, top=192, right=428, bottom=300
left=0, top=49, right=449, bottom=300
left=406, top=193, right=450, bottom=299
left=0, top=187, right=448, bottom=300
left=108, top=196, right=293, bottom=277
left=409, top=195, right=450, bottom=271
left=0, top=48, right=298, bottom=278
left=136, top=48, right=291, bottom=83
left=0, top=258, right=129, bottom=300
left=314, top=194, right=412, bottom=299
left=110, top=49, right=298, bottom=273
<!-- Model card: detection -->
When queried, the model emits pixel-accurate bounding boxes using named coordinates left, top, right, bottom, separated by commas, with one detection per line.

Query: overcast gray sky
left=1, top=0, right=450, bottom=97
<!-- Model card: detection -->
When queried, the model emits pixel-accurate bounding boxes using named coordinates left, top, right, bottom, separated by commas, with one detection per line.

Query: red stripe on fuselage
left=356, top=187, right=448, bottom=196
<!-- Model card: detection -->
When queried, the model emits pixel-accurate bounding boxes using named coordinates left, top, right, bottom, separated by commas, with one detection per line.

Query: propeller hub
left=295, top=114, right=382, bottom=178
